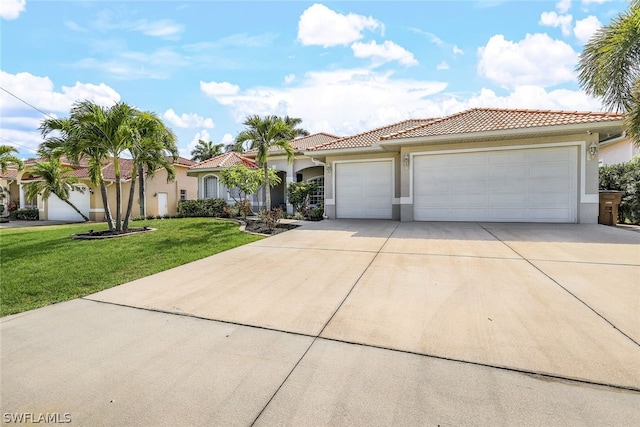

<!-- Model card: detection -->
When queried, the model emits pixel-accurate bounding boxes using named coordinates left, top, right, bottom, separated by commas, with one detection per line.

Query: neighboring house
left=0, top=168, right=21, bottom=217
left=306, top=108, right=623, bottom=223
left=188, top=108, right=625, bottom=224
left=188, top=133, right=340, bottom=212
left=8, top=156, right=197, bottom=222
left=598, top=134, right=639, bottom=166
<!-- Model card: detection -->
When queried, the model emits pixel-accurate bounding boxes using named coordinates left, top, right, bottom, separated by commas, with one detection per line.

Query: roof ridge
left=310, top=118, right=434, bottom=151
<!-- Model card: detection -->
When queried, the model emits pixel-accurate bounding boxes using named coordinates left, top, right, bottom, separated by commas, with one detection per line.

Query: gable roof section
left=307, top=119, right=437, bottom=152
left=381, top=108, right=624, bottom=141
left=189, top=152, right=258, bottom=170
left=243, top=132, right=341, bottom=156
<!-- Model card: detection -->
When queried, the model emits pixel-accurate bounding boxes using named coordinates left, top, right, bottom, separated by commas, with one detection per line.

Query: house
left=187, top=133, right=340, bottom=212
left=598, top=134, right=639, bottom=166
left=188, top=108, right=625, bottom=224
left=4, top=156, right=197, bottom=222
left=306, top=108, right=624, bottom=223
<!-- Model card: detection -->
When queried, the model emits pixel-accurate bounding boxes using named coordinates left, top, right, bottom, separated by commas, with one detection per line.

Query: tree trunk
left=138, top=164, right=145, bottom=217
left=264, top=164, right=271, bottom=211
left=114, top=158, right=122, bottom=231
left=99, top=178, right=114, bottom=230
left=123, top=167, right=137, bottom=231
left=57, top=193, right=89, bottom=221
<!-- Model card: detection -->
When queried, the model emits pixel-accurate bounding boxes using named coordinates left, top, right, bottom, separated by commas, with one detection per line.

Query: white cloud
left=582, top=0, right=610, bottom=5
left=0, top=0, right=26, bottom=20
left=574, top=16, right=602, bottom=44
left=539, top=11, right=573, bottom=36
left=437, top=61, right=450, bottom=70
left=163, top=109, right=215, bottom=129
left=200, top=81, right=240, bottom=96
left=284, top=74, right=296, bottom=84
left=64, top=20, right=86, bottom=32
left=478, top=33, right=578, bottom=88
left=131, top=19, right=184, bottom=40
left=0, top=71, right=121, bottom=154
left=297, top=3, right=382, bottom=47
left=556, top=0, right=572, bottom=14
left=201, top=68, right=448, bottom=135
left=351, top=40, right=418, bottom=66
left=453, top=45, right=464, bottom=56
left=74, top=48, right=187, bottom=80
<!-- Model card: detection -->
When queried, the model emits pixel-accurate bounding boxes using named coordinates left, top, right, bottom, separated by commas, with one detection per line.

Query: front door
left=157, top=192, right=168, bottom=217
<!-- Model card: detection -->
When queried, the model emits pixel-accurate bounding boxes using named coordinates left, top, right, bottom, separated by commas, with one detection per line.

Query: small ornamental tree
left=219, top=165, right=281, bottom=218
left=287, top=181, right=318, bottom=215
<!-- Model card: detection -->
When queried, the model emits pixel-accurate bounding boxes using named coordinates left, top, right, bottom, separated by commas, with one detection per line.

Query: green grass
left=0, top=218, right=262, bottom=317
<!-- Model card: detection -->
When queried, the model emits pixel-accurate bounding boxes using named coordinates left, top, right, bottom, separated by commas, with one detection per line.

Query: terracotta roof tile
left=0, top=169, right=18, bottom=179
left=189, top=152, right=258, bottom=170
left=243, top=132, right=341, bottom=156
left=308, top=119, right=437, bottom=151
left=381, top=108, right=624, bottom=140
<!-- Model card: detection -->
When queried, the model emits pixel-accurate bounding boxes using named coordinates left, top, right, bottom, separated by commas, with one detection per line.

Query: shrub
left=178, top=198, right=228, bottom=218
left=309, top=202, right=324, bottom=221
left=599, top=156, right=640, bottom=224
left=10, top=208, right=39, bottom=221
left=259, top=208, right=283, bottom=231
left=287, top=181, right=318, bottom=214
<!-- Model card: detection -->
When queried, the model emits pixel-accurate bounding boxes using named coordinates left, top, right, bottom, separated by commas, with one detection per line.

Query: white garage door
left=336, top=161, right=393, bottom=219
left=47, top=185, right=90, bottom=221
left=413, top=146, right=578, bottom=222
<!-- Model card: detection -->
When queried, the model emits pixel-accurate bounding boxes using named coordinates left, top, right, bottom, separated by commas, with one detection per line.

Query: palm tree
left=283, top=116, right=310, bottom=137
left=235, top=115, right=295, bottom=211
left=39, top=105, right=116, bottom=230
left=190, top=140, right=223, bottom=161
left=123, top=110, right=178, bottom=230
left=0, top=145, right=23, bottom=173
left=577, top=0, right=640, bottom=144
left=23, top=158, right=89, bottom=221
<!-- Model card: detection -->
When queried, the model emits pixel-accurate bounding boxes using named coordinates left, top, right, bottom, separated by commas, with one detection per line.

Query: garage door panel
left=47, top=185, right=90, bottom=221
left=336, top=161, right=392, bottom=219
left=413, top=147, right=577, bottom=223
left=489, top=208, right=528, bottom=221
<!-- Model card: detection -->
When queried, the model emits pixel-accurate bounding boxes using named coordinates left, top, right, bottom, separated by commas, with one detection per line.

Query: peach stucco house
left=1, top=156, right=197, bottom=221
left=189, top=108, right=625, bottom=224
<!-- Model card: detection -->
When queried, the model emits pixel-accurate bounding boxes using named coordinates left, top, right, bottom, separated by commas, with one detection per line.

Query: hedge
left=599, top=156, right=640, bottom=224
left=10, top=208, right=39, bottom=221
left=178, top=198, right=228, bottom=218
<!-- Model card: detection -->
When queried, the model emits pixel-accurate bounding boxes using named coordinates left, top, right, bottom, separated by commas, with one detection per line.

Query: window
left=307, top=176, right=324, bottom=206
left=203, top=176, right=218, bottom=199
left=227, top=186, right=240, bottom=200
left=180, top=189, right=187, bottom=201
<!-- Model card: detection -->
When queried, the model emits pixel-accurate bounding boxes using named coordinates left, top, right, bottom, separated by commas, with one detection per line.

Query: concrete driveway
left=2, top=220, right=639, bottom=426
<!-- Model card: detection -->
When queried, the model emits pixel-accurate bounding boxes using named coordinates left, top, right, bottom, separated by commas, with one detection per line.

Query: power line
left=0, top=137, right=38, bottom=153
left=0, top=85, right=57, bottom=120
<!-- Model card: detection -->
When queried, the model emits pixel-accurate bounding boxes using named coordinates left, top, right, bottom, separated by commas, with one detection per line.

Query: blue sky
left=0, top=0, right=630, bottom=160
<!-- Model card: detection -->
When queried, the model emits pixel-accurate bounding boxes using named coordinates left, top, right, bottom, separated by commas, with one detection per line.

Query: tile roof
left=381, top=108, right=624, bottom=140
left=22, top=156, right=194, bottom=181
left=189, top=152, right=258, bottom=170
left=307, top=119, right=437, bottom=151
left=243, top=132, right=341, bottom=156
left=0, top=169, right=18, bottom=179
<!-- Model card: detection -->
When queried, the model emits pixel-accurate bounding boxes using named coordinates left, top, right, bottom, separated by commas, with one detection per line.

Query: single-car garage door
left=47, top=185, right=90, bottom=221
left=336, top=161, right=393, bottom=219
left=413, top=146, right=578, bottom=222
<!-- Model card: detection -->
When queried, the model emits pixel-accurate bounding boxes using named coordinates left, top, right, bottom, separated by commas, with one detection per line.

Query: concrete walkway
left=1, top=220, right=639, bottom=425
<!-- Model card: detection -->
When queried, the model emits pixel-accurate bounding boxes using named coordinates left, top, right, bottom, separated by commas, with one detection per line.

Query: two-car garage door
left=413, top=146, right=578, bottom=222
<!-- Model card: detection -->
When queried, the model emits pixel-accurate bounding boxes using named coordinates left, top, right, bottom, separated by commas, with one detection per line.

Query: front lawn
left=0, top=218, right=262, bottom=317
